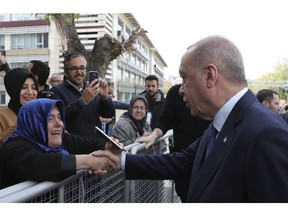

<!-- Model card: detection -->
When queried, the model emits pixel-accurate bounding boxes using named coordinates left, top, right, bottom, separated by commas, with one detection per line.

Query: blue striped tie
left=205, top=124, right=218, bottom=159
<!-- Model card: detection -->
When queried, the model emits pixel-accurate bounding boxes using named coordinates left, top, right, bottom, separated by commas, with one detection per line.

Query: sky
left=132, top=1, right=288, bottom=80
left=4, top=0, right=288, bottom=81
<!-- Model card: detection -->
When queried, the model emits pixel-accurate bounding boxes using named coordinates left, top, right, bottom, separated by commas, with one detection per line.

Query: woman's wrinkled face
left=19, top=78, right=38, bottom=105
left=48, top=106, right=64, bottom=148
left=131, top=99, right=147, bottom=121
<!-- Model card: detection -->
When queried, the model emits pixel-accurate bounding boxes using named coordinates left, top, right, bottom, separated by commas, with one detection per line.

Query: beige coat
left=0, top=107, right=17, bottom=149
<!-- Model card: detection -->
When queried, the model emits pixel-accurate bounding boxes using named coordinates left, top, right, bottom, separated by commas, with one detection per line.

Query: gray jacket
left=111, top=112, right=152, bottom=146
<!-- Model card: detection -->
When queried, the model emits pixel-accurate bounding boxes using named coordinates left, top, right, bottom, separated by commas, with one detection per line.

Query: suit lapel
left=188, top=121, right=235, bottom=201
left=190, top=125, right=211, bottom=180
left=187, top=90, right=256, bottom=202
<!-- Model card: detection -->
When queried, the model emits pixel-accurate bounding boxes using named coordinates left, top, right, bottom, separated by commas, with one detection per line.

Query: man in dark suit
left=98, top=35, right=288, bottom=202
left=136, top=83, right=210, bottom=202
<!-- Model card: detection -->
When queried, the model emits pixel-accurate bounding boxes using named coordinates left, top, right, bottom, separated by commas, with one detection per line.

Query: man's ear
left=34, top=74, right=39, bottom=81
left=205, top=64, right=217, bottom=88
left=263, top=100, right=269, bottom=107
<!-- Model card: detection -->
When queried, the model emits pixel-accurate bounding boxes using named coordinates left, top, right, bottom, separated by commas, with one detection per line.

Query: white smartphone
left=95, top=126, right=126, bottom=151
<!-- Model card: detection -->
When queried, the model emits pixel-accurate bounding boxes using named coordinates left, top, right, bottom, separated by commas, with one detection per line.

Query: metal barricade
left=0, top=130, right=180, bottom=203
left=125, top=131, right=180, bottom=203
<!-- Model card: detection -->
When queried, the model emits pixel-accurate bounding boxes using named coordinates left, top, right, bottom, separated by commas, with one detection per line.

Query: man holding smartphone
left=50, top=52, right=115, bottom=140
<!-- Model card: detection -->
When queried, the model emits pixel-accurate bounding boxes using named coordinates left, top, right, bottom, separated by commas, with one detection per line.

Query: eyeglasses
left=51, top=79, right=62, bottom=83
left=132, top=106, right=146, bottom=110
left=66, top=66, right=87, bottom=73
left=108, top=93, right=115, bottom=98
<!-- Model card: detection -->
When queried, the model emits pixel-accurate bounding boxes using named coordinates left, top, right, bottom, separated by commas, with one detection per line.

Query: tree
left=259, top=58, right=288, bottom=81
left=256, top=58, right=288, bottom=99
left=48, top=13, right=147, bottom=78
left=162, top=79, right=173, bottom=95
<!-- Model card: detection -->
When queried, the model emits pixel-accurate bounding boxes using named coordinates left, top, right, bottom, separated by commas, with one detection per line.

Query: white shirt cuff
left=121, top=152, right=127, bottom=170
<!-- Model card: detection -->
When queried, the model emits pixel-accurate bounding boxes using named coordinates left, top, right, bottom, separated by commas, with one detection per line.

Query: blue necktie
left=205, top=124, right=218, bottom=159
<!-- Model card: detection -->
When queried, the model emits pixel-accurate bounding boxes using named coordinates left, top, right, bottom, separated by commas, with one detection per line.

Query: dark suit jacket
left=125, top=90, right=288, bottom=202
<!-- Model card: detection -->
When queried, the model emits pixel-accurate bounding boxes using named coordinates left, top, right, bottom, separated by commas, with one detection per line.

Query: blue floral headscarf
left=5, top=98, right=69, bottom=154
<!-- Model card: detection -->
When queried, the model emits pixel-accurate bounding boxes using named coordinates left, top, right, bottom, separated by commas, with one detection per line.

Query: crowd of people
left=1, top=35, right=288, bottom=202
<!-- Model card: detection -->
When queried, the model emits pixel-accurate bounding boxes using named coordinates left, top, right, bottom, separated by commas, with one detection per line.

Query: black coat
left=0, top=133, right=106, bottom=188
left=158, top=84, right=210, bottom=152
left=139, top=89, right=166, bottom=130
left=50, top=78, right=115, bottom=139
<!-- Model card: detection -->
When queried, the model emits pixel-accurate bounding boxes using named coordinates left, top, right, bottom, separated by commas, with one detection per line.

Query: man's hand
left=104, top=137, right=126, bottom=154
left=135, top=135, right=156, bottom=149
left=98, top=78, right=109, bottom=100
left=87, top=150, right=121, bottom=175
left=0, top=52, right=6, bottom=66
left=89, top=149, right=121, bottom=175
left=100, top=117, right=113, bottom=124
left=135, top=129, right=163, bottom=149
left=80, top=79, right=100, bottom=104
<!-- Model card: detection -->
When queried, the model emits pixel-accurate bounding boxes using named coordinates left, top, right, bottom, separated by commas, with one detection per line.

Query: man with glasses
left=50, top=52, right=115, bottom=140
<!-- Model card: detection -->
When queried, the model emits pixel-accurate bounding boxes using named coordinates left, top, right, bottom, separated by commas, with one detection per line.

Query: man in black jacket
left=136, top=84, right=210, bottom=202
left=50, top=52, right=115, bottom=140
left=139, top=75, right=165, bottom=130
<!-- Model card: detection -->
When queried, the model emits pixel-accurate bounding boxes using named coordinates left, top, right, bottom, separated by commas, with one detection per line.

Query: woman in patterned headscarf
left=111, top=95, right=152, bottom=146
left=0, top=98, right=119, bottom=189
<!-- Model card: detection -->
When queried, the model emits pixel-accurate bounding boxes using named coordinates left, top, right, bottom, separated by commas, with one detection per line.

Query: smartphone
left=95, top=126, right=126, bottom=151
left=89, top=71, right=99, bottom=84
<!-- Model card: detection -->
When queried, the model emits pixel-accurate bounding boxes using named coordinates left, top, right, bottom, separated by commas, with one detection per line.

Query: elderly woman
left=111, top=95, right=152, bottom=146
left=0, top=99, right=118, bottom=188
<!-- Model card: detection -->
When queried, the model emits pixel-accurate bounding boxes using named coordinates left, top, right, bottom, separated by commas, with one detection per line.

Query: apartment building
left=0, top=13, right=167, bottom=105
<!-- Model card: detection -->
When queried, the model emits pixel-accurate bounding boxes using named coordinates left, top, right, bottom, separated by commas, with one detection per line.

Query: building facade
left=0, top=13, right=167, bottom=105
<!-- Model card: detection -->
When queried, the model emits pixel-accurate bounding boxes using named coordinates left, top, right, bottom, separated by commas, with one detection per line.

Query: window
left=0, top=91, right=6, bottom=105
left=124, top=70, right=129, bottom=82
left=130, top=73, right=135, bottom=83
left=10, top=62, right=27, bottom=68
left=0, top=14, right=5, bottom=21
left=118, top=19, right=124, bottom=32
left=11, top=33, right=48, bottom=50
left=11, top=13, right=44, bottom=21
left=0, top=35, right=4, bottom=50
left=117, top=67, right=122, bottom=80
left=11, top=13, right=33, bottom=21
left=124, top=92, right=130, bottom=103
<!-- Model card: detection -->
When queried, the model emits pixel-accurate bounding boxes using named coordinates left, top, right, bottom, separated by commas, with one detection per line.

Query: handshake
left=85, top=139, right=125, bottom=176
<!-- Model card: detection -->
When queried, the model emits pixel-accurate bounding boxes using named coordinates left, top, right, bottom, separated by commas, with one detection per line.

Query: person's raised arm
left=135, top=128, right=164, bottom=149
left=0, top=52, right=11, bottom=73
left=80, top=79, right=100, bottom=105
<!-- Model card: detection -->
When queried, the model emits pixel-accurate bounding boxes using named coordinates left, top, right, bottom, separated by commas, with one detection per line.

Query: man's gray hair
left=187, top=35, right=246, bottom=84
